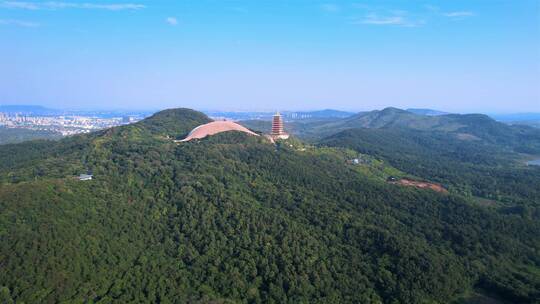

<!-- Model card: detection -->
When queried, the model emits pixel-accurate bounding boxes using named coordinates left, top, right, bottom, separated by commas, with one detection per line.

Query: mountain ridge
left=240, top=107, right=540, bottom=152
left=0, top=108, right=538, bottom=303
left=406, top=108, right=451, bottom=116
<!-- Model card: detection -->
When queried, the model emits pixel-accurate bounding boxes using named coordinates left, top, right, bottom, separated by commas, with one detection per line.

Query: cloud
left=351, top=3, right=372, bottom=10
left=443, top=11, right=474, bottom=17
left=354, top=13, right=423, bottom=27
left=320, top=3, right=340, bottom=12
left=0, top=1, right=38, bottom=9
left=0, top=18, right=39, bottom=27
left=362, top=15, right=404, bottom=25
left=424, top=5, right=439, bottom=12
left=50, top=2, right=145, bottom=10
left=0, top=1, right=145, bottom=10
left=166, top=17, right=177, bottom=26
left=349, top=5, right=473, bottom=27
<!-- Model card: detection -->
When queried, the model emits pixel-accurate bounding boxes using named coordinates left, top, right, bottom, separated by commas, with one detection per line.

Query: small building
left=78, top=174, right=93, bottom=181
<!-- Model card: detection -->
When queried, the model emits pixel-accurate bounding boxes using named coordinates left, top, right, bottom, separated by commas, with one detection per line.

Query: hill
left=491, top=113, right=540, bottom=129
left=406, top=108, right=450, bottom=116
left=0, top=105, right=59, bottom=115
left=0, top=108, right=539, bottom=303
left=319, top=127, right=540, bottom=207
left=0, top=127, right=61, bottom=145
left=242, top=107, right=540, bottom=154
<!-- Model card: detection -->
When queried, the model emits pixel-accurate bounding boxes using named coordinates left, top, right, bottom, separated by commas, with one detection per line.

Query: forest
left=0, top=127, right=61, bottom=145
left=320, top=127, right=540, bottom=210
left=0, top=108, right=539, bottom=303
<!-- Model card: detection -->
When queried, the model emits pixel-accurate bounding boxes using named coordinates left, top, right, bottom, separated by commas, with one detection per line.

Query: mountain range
left=0, top=108, right=539, bottom=303
left=243, top=107, right=540, bottom=150
left=406, top=108, right=450, bottom=116
left=0, top=105, right=59, bottom=115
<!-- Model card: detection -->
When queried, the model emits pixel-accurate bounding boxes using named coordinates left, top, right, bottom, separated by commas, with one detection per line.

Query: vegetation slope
left=243, top=107, right=540, bottom=153
left=0, top=109, right=538, bottom=304
left=0, top=127, right=61, bottom=145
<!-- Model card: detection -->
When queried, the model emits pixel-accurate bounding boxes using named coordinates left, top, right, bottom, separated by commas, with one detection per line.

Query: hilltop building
left=178, top=112, right=289, bottom=144
left=270, top=112, right=289, bottom=140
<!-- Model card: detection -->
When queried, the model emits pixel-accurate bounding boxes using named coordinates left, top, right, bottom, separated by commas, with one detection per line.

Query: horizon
left=2, top=103, right=540, bottom=116
left=1, top=0, right=539, bottom=112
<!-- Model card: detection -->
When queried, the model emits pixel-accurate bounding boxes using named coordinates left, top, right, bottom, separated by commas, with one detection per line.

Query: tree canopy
left=0, top=109, right=538, bottom=303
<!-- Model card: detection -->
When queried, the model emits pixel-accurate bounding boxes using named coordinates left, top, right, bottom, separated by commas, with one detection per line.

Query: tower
left=271, top=112, right=284, bottom=135
left=270, top=112, right=289, bottom=140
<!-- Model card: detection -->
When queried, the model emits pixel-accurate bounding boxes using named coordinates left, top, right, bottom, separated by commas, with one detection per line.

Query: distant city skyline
left=2, top=103, right=540, bottom=117
left=1, top=0, right=539, bottom=113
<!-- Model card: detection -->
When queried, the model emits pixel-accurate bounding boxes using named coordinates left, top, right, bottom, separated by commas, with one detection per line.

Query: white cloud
left=354, top=13, right=423, bottom=27
left=166, top=17, right=177, bottom=26
left=0, top=1, right=145, bottom=10
left=351, top=3, right=372, bottom=10
left=0, top=1, right=38, bottom=9
left=348, top=5, right=473, bottom=27
left=443, top=11, right=474, bottom=17
left=0, top=18, right=39, bottom=27
left=320, top=3, right=340, bottom=12
left=362, top=15, right=404, bottom=25
left=424, top=5, right=439, bottom=12
left=50, top=2, right=145, bottom=10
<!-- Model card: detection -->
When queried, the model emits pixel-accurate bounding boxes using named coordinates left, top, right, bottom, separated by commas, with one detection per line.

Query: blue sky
left=1, top=0, right=539, bottom=113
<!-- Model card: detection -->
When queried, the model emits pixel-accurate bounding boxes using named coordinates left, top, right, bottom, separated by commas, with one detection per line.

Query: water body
left=527, top=159, right=540, bottom=166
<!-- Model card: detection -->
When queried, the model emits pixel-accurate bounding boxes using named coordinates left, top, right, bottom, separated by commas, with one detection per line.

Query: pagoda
left=270, top=112, right=289, bottom=140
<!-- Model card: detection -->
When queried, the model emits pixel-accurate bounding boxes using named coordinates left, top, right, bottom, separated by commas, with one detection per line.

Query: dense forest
left=0, top=109, right=539, bottom=303
left=0, top=127, right=61, bottom=145
left=320, top=128, right=540, bottom=209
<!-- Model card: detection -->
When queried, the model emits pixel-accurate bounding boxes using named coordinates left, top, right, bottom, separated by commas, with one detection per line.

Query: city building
left=270, top=112, right=289, bottom=140
left=122, top=116, right=135, bottom=124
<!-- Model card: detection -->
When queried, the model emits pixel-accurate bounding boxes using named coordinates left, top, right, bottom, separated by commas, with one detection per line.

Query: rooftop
left=180, top=120, right=258, bottom=142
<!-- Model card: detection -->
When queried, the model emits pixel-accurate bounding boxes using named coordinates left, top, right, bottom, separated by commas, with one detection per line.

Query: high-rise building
left=270, top=112, right=289, bottom=139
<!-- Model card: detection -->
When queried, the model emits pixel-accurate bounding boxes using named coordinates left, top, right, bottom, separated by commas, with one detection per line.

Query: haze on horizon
left=1, top=0, right=539, bottom=113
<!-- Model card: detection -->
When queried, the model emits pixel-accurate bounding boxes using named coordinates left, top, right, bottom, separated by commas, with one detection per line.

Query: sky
left=1, top=0, right=539, bottom=113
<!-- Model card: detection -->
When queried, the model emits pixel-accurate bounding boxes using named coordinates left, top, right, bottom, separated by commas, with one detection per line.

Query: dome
left=180, top=120, right=259, bottom=142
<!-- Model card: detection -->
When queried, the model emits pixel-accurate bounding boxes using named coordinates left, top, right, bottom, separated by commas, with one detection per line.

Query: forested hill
left=320, top=127, right=540, bottom=208
left=0, top=127, right=61, bottom=145
left=134, top=107, right=211, bottom=138
left=242, top=107, right=540, bottom=153
left=0, top=108, right=539, bottom=303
